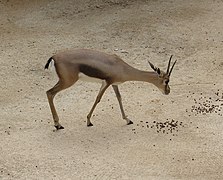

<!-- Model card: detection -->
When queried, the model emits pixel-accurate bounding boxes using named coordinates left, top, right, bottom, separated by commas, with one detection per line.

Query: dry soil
left=1, top=0, right=223, bottom=179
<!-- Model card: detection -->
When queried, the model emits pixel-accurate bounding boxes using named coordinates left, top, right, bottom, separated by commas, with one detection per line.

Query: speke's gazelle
left=45, top=49, right=176, bottom=130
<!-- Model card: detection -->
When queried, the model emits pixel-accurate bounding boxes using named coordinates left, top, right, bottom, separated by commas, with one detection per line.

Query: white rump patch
left=48, top=59, right=55, bottom=71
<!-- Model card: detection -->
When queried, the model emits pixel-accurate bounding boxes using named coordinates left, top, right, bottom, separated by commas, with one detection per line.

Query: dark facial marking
left=79, top=64, right=109, bottom=80
left=165, top=80, right=169, bottom=84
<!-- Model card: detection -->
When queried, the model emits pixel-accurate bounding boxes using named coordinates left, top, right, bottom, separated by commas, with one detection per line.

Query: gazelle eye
left=165, top=80, right=169, bottom=84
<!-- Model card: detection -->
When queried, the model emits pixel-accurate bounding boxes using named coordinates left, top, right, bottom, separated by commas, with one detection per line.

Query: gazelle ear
left=148, top=61, right=155, bottom=71
left=148, top=61, right=161, bottom=75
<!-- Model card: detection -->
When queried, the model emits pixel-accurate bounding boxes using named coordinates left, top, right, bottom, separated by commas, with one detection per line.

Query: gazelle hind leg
left=87, top=81, right=110, bottom=126
left=46, top=78, right=77, bottom=130
left=112, top=85, right=133, bottom=125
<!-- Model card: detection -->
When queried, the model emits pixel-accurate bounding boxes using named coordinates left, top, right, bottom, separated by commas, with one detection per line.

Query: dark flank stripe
left=79, top=64, right=109, bottom=80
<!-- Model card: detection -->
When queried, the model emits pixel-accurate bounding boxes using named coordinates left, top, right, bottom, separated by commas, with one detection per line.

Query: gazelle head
left=148, top=55, right=177, bottom=95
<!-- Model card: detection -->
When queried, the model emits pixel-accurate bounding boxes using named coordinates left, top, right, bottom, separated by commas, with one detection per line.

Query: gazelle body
left=45, top=49, right=176, bottom=130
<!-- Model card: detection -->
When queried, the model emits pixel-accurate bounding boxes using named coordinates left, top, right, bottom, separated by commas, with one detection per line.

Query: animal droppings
left=131, top=119, right=184, bottom=136
left=186, top=90, right=223, bottom=116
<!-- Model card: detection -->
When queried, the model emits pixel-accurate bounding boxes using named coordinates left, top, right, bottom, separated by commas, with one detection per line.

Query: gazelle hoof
left=55, top=125, right=64, bottom=130
left=87, top=122, right=94, bottom=127
left=127, top=121, right=133, bottom=125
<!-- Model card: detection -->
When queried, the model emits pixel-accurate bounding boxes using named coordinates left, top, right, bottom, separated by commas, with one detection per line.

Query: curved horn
left=166, top=55, right=173, bottom=74
left=168, top=60, right=177, bottom=76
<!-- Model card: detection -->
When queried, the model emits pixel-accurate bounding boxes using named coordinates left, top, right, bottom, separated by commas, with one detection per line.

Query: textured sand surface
left=1, top=0, right=223, bottom=179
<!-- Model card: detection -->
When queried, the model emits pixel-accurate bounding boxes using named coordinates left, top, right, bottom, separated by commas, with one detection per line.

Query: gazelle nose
left=165, top=85, right=170, bottom=95
left=165, top=91, right=170, bottom=95
left=165, top=88, right=170, bottom=95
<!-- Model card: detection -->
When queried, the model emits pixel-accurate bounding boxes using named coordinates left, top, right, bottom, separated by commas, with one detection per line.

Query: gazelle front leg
left=87, top=81, right=110, bottom=126
left=112, top=85, right=133, bottom=125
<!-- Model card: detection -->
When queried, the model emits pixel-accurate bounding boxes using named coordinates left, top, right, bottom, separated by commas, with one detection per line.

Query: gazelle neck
left=125, top=67, right=159, bottom=84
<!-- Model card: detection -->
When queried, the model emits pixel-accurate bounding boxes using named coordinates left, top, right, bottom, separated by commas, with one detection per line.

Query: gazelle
left=45, top=49, right=176, bottom=130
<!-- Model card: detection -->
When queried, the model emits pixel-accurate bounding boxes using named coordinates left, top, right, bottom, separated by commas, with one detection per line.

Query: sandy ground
left=1, top=0, right=223, bottom=179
